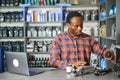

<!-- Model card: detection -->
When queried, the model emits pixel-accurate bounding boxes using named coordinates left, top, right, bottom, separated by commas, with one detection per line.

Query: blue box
left=0, top=47, right=4, bottom=73
left=99, top=0, right=104, bottom=3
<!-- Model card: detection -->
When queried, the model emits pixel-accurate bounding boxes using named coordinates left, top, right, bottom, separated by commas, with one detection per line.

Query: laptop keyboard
left=29, top=70, right=37, bottom=74
left=29, top=69, right=44, bottom=75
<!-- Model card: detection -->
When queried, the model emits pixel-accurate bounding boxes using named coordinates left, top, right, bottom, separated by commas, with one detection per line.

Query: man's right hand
left=74, top=61, right=87, bottom=68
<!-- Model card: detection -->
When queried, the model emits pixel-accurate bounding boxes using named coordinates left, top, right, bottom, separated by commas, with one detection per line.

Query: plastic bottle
left=13, top=27, right=19, bottom=37
left=42, top=28, right=46, bottom=37
left=37, top=41, right=43, bottom=52
left=94, top=26, right=98, bottom=36
left=46, top=27, right=50, bottom=37
left=27, top=28, right=32, bottom=37
left=56, top=27, right=61, bottom=35
left=0, top=27, right=3, bottom=37
left=91, top=10, right=96, bottom=21
left=38, top=57, right=42, bottom=67
left=0, top=12, right=4, bottom=22
left=42, top=41, right=47, bottom=52
left=1, top=0, right=6, bottom=7
left=18, top=27, right=24, bottom=37
left=2, top=27, right=8, bottom=37
left=52, top=27, right=57, bottom=37
left=34, top=41, right=38, bottom=52
left=32, top=28, right=37, bottom=37
left=66, top=64, right=72, bottom=74
left=9, top=0, right=14, bottom=6
left=38, top=28, right=42, bottom=37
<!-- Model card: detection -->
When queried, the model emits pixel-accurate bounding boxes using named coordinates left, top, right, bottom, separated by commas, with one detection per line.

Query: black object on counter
left=94, top=65, right=112, bottom=76
left=114, top=62, right=120, bottom=78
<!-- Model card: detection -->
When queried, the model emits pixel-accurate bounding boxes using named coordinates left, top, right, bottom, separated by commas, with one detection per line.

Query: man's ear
left=66, top=23, right=70, bottom=28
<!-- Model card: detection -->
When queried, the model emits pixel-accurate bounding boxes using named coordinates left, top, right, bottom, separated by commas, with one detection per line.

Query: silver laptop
left=5, top=52, right=44, bottom=76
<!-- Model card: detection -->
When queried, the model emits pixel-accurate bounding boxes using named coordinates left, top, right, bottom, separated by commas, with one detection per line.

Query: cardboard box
left=59, top=0, right=80, bottom=4
left=70, top=0, right=80, bottom=5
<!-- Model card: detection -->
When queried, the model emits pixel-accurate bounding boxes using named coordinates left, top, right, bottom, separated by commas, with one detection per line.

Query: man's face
left=67, top=16, right=83, bottom=37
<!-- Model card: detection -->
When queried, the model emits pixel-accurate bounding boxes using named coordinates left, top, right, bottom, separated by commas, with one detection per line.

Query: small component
left=66, top=64, right=72, bottom=73
left=76, top=66, right=94, bottom=75
left=70, top=66, right=78, bottom=77
left=94, top=65, right=112, bottom=76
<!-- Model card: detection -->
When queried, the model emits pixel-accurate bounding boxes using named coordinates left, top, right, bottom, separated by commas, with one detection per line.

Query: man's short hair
left=66, top=11, right=83, bottom=23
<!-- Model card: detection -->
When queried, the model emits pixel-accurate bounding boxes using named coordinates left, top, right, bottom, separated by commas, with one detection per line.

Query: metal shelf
left=116, top=45, right=120, bottom=49
left=106, top=37, right=116, bottom=41
left=26, top=37, right=54, bottom=39
left=27, top=52, right=50, bottom=54
left=64, top=5, right=98, bottom=10
left=0, top=38, right=24, bottom=41
left=107, top=15, right=116, bottom=19
left=99, top=19, right=106, bottom=21
left=99, top=36, right=107, bottom=39
left=0, top=22, right=24, bottom=26
left=27, top=5, right=60, bottom=8
left=0, top=6, right=23, bottom=12
left=27, top=22, right=63, bottom=27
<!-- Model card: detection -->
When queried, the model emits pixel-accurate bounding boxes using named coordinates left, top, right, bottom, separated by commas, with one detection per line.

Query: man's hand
left=74, top=61, right=87, bottom=68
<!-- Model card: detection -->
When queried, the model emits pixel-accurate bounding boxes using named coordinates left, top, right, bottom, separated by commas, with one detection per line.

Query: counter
left=0, top=68, right=119, bottom=80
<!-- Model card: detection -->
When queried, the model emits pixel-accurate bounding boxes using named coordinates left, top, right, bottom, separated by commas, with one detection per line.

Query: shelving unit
left=98, top=0, right=106, bottom=46
left=105, top=0, right=116, bottom=68
left=98, top=0, right=120, bottom=69
left=116, top=0, right=120, bottom=63
left=0, top=6, right=25, bottom=52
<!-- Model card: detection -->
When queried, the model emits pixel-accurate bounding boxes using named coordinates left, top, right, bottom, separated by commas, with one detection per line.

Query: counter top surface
left=0, top=68, right=119, bottom=80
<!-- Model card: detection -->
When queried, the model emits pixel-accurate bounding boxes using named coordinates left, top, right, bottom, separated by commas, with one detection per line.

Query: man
left=49, top=11, right=114, bottom=70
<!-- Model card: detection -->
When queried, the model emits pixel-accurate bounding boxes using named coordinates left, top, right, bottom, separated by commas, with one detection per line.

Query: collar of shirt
left=66, top=30, right=85, bottom=39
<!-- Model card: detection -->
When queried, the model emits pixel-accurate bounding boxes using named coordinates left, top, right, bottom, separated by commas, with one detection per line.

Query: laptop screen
left=5, top=52, right=30, bottom=75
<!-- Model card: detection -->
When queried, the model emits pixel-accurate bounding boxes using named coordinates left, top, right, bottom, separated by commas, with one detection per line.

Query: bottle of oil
left=0, top=27, right=3, bottom=37
left=1, top=0, right=6, bottom=7
left=27, top=28, right=32, bottom=37
left=42, top=28, right=46, bottom=37
left=14, top=0, right=19, bottom=6
left=18, top=27, right=24, bottom=37
left=41, top=57, right=45, bottom=67
left=42, top=44, right=47, bottom=52
left=9, top=0, right=14, bottom=6
left=46, top=57, right=50, bottom=67
left=38, top=57, right=42, bottom=67
left=56, top=27, right=61, bottom=35
left=32, top=28, right=37, bottom=37
left=52, top=27, right=56, bottom=37
left=2, top=27, right=8, bottom=37
left=8, top=27, right=13, bottom=37
left=13, top=26, right=19, bottom=37
left=0, top=12, right=4, bottom=22
left=37, top=41, right=43, bottom=52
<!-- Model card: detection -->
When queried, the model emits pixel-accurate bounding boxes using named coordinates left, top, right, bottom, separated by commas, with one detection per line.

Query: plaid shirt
left=50, top=31, right=110, bottom=70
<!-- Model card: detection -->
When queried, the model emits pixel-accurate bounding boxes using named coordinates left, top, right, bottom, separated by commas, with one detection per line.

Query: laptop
left=5, top=52, right=45, bottom=76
